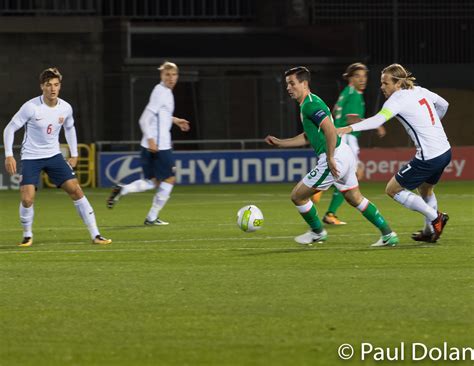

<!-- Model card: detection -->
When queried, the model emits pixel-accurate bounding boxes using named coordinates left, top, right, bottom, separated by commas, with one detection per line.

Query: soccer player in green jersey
left=322, top=63, right=386, bottom=226
left=265, top=66, right=398, bottom=246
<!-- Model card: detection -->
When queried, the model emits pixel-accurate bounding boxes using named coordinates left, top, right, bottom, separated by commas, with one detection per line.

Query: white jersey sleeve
left=3, top=121, right=21, bottom=157
left=63, top=107, right=78, bottom=157
left=350, top=95, right=401, bottom=132
left=349, top=113, right=386, bottom=132
left=3, top=101, right=36, bottom=157
left=379, top=96, right=403, bottom=119
left=138, top=109, right=155, bottom=141
left=11, top=100, right=36, bottom=128
left=140, top=83, right=175, bottom=150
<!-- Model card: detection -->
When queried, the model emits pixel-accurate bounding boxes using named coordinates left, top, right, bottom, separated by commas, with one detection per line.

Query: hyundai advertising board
left=99, top=150, right=318, bottom=187
left=98, top=147, right=473, bottom=187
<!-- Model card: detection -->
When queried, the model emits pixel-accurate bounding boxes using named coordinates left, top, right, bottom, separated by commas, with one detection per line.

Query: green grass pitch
left=0, top=182, right=472, bottom=366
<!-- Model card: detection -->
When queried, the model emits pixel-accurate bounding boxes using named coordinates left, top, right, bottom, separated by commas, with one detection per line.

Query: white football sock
left=73, top=196, right=100, bottom=239
left=356, top=197, right=369, bottom=212
left=120, top=179, right=155, bottom=196
left=422, top=193, right=438, bottom=233
left=295, top=200, right=313, bottom=213
left=146, top=182, right=174, bottom=221
left=19, top=203, right=34, bottom=238
left=393, top=190, right=437, bottom=221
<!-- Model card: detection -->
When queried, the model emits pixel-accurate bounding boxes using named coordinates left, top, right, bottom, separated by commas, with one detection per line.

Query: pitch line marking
left=0, top=231, right=441, bottom=254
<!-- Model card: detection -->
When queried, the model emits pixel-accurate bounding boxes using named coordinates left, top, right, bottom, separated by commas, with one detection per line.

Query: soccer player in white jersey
left=107, top=61, right=190, bottom=225
left=3, top=67, right=112, bottom=246
left=337, top=64, right=451, bottom=245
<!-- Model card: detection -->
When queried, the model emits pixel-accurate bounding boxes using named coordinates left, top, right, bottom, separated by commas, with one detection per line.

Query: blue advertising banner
left=99, top=150, right=318, bottom=187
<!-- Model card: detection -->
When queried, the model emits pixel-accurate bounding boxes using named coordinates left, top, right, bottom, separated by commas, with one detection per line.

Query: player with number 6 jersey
left=3, top=67, right=112, bottom=246
left=337, top=63, right=451, bottom=243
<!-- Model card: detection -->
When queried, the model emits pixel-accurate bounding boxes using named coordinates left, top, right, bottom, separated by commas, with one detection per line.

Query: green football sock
left=362, top=202, right=392, bottom=235
left=300, top=205, right=324, bottom=233
left=326, top=188, right=344, bottom=215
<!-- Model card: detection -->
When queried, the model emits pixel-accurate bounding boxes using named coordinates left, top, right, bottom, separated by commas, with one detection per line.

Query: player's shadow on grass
left=350, top=243, right=439, bottom=251
left=101, top=225, right=157, bottom=231
left=239, top=243, right=437, bottom=256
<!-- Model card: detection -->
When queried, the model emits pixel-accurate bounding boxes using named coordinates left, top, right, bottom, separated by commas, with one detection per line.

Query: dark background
left=0, top=0, right=472, bottom=149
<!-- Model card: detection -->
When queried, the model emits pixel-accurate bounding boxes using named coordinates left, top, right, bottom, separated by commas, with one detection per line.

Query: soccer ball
left=236, top=205, right=264, bottom=232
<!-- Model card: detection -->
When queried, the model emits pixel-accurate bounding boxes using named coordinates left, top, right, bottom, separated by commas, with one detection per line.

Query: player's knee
left=21, top=198, right=34, bottom=207
left=69, top=184, right=84, bottom=200
left=164, top=176, right=176, bottom=185
left=385, top=185, right=396, bottom=198
left=344, top=196, right=357, bottom=207
left=290, top=191, right=305, bottom=205
left=356, top=166, right=364, bottom=181
left=343, top=190, right=362, bottom=207
left=418, top=184, right=433, bottom=197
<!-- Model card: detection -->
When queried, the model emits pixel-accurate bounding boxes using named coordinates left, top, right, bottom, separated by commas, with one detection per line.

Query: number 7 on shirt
left=418, top=98, right=435, bottom=125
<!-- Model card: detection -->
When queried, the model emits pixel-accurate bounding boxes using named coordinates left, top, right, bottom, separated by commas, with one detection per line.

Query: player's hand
left=336, top=126, right=352, bottom=136
left=376, top=126, right=386, bottom=138
left=147, top=139, right=158, bottom=153
left=68, top=157, right=78, bottom=168
left=174, top=118, right=191, bottom=132
left=327, top=157, right=339, bottom=179
left=265, top=135, right=281, bottom=147
left=5, top=156, right=16, bottom=175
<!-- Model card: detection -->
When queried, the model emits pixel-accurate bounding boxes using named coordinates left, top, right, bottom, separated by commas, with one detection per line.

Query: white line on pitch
left=0, top=232, right=418, bottom=253
left=0, top=243, right=439, bottom=255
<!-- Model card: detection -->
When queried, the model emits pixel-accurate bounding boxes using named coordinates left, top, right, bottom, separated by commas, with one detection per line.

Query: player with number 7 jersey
left=337, top=63, right=451, bottom=244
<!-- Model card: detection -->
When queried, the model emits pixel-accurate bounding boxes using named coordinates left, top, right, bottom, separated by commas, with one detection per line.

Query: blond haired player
left=338, top=64, right=450, bottom=243
left=107, top=61, right=190, bottom=225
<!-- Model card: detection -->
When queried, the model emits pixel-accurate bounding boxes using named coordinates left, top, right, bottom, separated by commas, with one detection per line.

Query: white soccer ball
left=236, top=205, right=264, bottom=232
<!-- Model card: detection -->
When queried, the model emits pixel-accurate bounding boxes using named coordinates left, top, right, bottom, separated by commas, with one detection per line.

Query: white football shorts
left=302, top=141, right=359, bottom=192
left=342, top=134, right=360, bottom=160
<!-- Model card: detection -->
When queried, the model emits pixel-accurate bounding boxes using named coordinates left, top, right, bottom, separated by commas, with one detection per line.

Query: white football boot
left=294, top=229, right=328, bottom=245
left=371, top=232, right=399, bottom=247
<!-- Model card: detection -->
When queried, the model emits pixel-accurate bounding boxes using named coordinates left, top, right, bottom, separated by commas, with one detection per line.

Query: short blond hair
left=382, top=63, right=416, bottom=89
left=158, top=61, right=178, bottom=72
left=39, top=67, right=62, bottom=84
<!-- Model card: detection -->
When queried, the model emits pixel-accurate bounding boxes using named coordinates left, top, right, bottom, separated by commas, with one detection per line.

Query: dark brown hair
left=39, top=67, right=62, bottom=84
left=343, top=63, right=368, bottom=80
left=284, top=66, right=311, bottom=83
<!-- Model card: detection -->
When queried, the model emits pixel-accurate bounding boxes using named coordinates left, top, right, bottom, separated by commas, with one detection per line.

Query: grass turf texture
left=0, top=182, right=472, bottom=366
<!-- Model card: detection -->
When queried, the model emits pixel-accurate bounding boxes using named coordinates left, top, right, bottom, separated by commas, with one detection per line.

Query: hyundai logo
left=105, top=156, right=143, bottom=185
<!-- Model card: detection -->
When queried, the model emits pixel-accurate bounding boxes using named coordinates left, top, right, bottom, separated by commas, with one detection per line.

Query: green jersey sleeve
left=301, top=102, right=330, bottom=128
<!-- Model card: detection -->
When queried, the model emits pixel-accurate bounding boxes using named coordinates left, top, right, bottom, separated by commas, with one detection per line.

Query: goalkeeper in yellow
left=265, top=66, right=398, bottom=246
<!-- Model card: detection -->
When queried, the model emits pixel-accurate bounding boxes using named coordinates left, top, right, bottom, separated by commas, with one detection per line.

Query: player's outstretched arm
left=172, top=117, right=191, bottom=132
left=338, top=112, right=387, bottom=136
left=346, top=114, right=362, bottom=125
left=265, top=133, right=307, bottom=148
